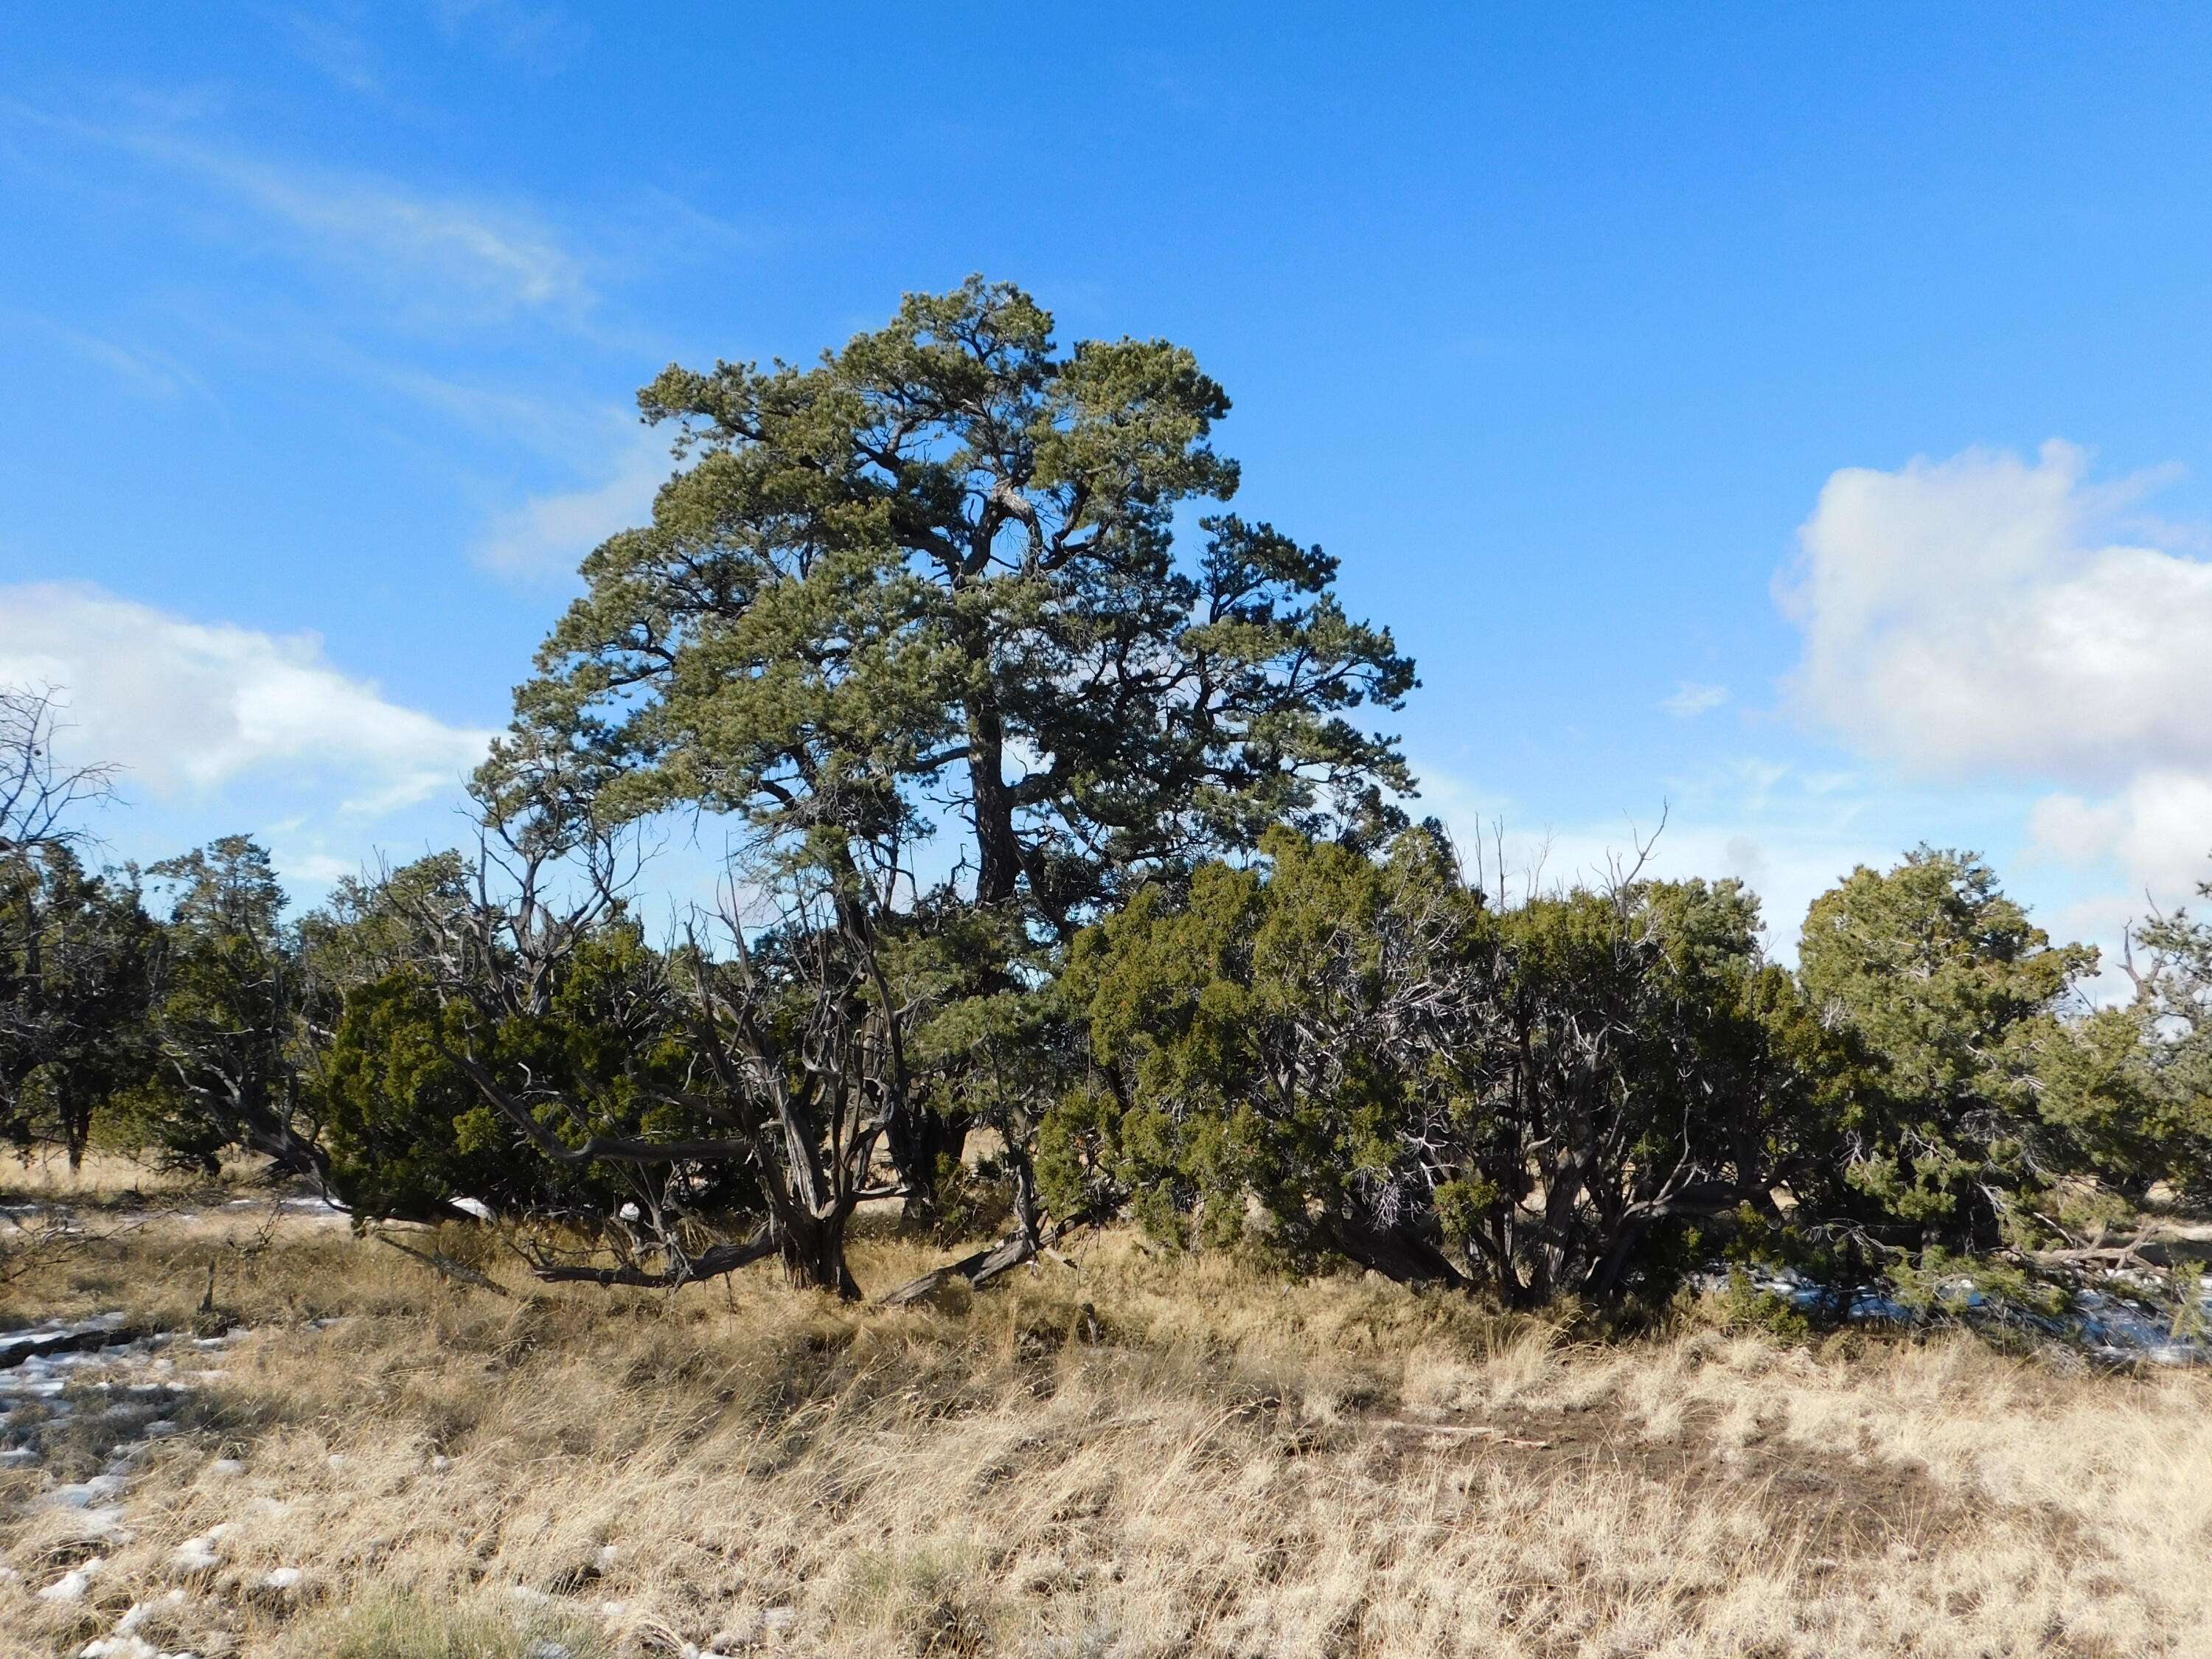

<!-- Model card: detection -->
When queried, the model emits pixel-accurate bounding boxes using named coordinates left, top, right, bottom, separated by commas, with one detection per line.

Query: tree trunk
left=778, top=1209, right=862, bottom=1300
left=58, top=1074, right=88, bottom=1173
left=967, top=701, right=1021, bottom=910
left=231, top=1082, right=331, bottom=1186
left=1330, top=1206, right=1470, bottom=1289
left=886, top=1099, right=970, bottom=1226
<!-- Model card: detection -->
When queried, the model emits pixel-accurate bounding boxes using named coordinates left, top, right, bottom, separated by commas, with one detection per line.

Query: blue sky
left=7, top=2, right=2212, bottom=967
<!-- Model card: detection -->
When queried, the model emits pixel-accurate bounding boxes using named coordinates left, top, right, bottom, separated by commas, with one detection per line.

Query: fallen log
left=1373, top=1418, right=1551, bottom=1450
left=374, top=1233, right=513, bottom=1296
left=874, top=1233, right=1037, bottom=1308
left=0, top=1318, right=144, bottom=1370
left=520, top=1231, right=779, bottom=1289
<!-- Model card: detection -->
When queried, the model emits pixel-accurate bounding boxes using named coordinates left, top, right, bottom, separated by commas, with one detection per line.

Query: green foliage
left=509, top=277, right=1411, bottom=913
left=2107, top=896, right=2212, bottom=1198
left=1880, top=1245, right=2070, bottom=1321
left=126, top=836, right=329, bottom=1177
left=492, top=278, right=1416, bottom=1207
left=321, top=904, right=759, bottom=1228
left=1794, top=848, right=2099, bottom=1248
left=1467, top=874, right=1792, bottom=1304
left=0, top=841, right=159, bottom=1164
left=1705, top=1268, right=1815, bottom=1341
left=320, top=970, right=509, bottom=1220
left=1052, top=829, right=1809, bottom=1304
left=1052, top=827, right=1479, bottom=1280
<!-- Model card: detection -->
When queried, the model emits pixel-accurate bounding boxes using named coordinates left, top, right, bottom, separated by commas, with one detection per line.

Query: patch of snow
left=172, top=1534, right=224, bottom=1571
left=46, top=1475, right=127, bottom=1509
left=76, top=1504, right=131, bottom=1540
left=116, top=1592, right=187, bottom=1634
left=38, top=1558, right=102, bottom=1601
left=1696, top=1262, right=2212, bottom=1363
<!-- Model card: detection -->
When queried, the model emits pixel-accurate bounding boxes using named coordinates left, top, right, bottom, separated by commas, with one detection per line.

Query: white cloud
left=0, top=582, right=493, bottom=814
left=1662, top=681, right=1728, bottom=719
left=1783, top=440, right=2212, bottom=906
left=475, top=429, right=669, bottom=577
left=2027, top=772, right=2212, bottom=899
left=1784, top=440, right=2212, bottom=785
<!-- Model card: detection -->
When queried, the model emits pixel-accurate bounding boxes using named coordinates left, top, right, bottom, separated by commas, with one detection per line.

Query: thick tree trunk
left=779, top=1209, right=862, bottom=1299
left=967, top=707, right=1021, bottom=910
left=229, top=1081, right=332, bottom=1187
left=1329, top=1207, right=1470, bottom=1289
left=886, top=1099, right=970, bottom=1225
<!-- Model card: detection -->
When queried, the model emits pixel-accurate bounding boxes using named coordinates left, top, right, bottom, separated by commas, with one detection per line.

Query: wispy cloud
left=274, top=10, right=382, bottom=94
left=185, top=145, right=591, bottom=322
left=431, top=0, right=588, bottom=72
left=1, top=307, right=209, bottom=401
left=2, top=97, right=594, bottom=328
left=1661, top=681, right=1727, bottom=719
left=474, top=424, right=670, bottom=579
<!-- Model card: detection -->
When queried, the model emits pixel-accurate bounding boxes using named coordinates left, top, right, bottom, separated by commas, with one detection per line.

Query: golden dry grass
left=1, top=1176, right=2208, bottom=1658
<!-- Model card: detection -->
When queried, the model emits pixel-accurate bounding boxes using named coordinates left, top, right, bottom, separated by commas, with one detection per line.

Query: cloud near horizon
left=0, top=582, right=494, bottom=815
left=1783, top=440, right=2212, bottom=902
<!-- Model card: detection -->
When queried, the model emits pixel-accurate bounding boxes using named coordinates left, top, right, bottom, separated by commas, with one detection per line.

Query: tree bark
left=886, top=1099, right=970, bottom=1225
left=967, top=700, right=1021, bottom=910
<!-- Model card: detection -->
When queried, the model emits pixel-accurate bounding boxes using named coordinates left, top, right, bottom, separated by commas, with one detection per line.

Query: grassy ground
left=3, top=1162, right=2210, bottom=1658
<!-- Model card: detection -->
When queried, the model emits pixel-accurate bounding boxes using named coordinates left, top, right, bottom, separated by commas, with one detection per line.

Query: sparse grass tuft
left=285, top=1586, right=608, bottom=1659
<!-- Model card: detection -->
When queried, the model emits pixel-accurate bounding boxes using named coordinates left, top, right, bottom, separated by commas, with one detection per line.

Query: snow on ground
left=1702, top=1263, right=2212, bottom=1363
left=2, top=1302, right=740, bottom=1656
left=2, top=1318, right=257, bottom=1658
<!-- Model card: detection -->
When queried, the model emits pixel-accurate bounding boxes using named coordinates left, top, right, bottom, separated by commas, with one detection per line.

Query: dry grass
left=0, top=1152, right=258, bottom=1208
left=2, top=1176, right=2209, bottom=1658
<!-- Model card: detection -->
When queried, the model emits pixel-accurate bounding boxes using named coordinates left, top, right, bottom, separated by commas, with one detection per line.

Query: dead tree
left=0, top=686, right=114, bottom=858
left=0, top=686, right=133, bottom=1164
